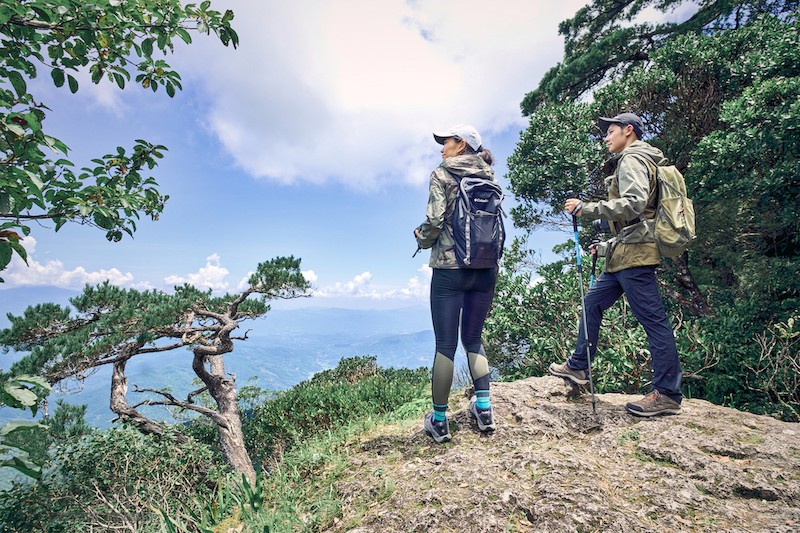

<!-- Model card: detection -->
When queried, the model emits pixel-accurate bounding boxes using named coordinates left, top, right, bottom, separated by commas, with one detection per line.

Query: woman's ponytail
left=462, top=144, right=494, bottom=166
left=477, top=147, right=494, bottom=166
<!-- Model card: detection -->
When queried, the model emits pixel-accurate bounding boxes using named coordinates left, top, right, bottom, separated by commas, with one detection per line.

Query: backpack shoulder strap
left=622, top=148, right=656, bottom=165
left=619, top=149, right=661, bottom=224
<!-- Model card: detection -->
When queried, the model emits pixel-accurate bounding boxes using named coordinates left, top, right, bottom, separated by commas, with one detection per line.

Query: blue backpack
left=452, top=176, right=506, bottom=268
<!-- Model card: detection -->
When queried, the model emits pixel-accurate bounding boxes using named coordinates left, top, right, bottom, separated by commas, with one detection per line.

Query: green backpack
left=625, top=150, right=697, bottom=258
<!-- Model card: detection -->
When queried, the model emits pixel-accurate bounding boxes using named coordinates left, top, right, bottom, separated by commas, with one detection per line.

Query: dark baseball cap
left=598, top=113, right=644, bottom=138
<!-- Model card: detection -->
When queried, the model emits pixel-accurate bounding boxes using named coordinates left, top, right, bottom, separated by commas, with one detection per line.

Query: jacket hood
left=440, top=154, right=495, bottom=181
left=621, top=140, right=668, bottom=166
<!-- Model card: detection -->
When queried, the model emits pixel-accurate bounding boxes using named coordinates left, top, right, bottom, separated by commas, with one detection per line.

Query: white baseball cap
left=433, top=124, right=482, bottom=151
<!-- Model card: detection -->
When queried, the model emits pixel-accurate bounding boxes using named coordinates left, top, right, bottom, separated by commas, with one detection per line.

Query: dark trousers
left=431, top=268, right=496, bottom=357
left=567, top=266, right=683, bottom=403
left=430, top=268, right=497, bottom=391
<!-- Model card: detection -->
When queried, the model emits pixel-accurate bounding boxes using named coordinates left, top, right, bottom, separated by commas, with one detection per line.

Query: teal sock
left=433, top=403, right=448, bottom=422
left=475, top=389, right=491, bottom=410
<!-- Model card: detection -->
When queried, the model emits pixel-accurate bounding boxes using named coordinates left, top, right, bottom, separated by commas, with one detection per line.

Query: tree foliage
left=522, top=0, right=797, bottom=113
left=508, top=6, right=799, bottom=310
left=0, top=0, right=239, bottom=277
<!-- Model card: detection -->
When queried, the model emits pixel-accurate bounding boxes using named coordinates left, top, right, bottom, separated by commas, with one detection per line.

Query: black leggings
left=430, top=268, right=497, bottom=406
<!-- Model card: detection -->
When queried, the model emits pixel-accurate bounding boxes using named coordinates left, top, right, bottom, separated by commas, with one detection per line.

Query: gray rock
left=330, top=377, right=800, bottom=533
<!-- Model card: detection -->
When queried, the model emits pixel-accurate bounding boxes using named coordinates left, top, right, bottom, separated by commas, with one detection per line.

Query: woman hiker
left=414, top=124, right=502, bottom=443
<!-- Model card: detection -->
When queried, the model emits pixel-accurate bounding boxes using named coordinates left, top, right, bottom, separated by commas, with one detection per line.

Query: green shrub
left=0, top=428, right=224, bottom=532
left=244, top=356, right=428, bottom=463
left=679, top=309, right=799, bottom=421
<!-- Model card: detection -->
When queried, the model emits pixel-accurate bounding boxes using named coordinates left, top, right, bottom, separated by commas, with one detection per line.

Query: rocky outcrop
left=331, top=377, right=800, bottom=532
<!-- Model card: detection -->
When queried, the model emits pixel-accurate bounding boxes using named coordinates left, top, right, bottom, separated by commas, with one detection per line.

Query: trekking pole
left=570, top=207, right=597, bottom=415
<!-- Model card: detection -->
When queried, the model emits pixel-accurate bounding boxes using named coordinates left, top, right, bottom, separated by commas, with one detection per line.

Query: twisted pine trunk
left=192, top=348, right=256, bottom=483
left=109, top=351, right=187, bottom=442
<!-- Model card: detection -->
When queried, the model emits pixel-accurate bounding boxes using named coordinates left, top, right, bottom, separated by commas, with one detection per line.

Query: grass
left=616, top=428, right=641, bottom=446
left=737, top=433, right=765, bottom=445
left=684, top=421, right=712, bottom=433
left=239, top=391, right=432, bottom=531
left=633, top=450, right=679, bottom=468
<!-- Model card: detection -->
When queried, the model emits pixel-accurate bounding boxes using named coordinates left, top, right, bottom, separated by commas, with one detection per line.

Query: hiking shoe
left=625, top=390, right=681, bottom=417
left=424, top=412, right=452, bottom=443
left=548, top=361, right=589, bottom=385
left=469, top=396, right=496, bottom=432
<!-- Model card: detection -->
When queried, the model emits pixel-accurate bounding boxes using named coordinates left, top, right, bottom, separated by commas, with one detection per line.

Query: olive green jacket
left=415, top=154, right=496, bottom=269
left=582, top=140, right=664, bottom=273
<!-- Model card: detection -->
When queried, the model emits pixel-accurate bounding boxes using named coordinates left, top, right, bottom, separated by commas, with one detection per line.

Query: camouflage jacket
left=582, top=140, right=664, bottom=273
left=415, top=154, right=497, bottom=269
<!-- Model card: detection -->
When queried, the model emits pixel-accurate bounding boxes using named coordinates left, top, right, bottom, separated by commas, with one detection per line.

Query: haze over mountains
left=0, top=287, right=437, bottom=427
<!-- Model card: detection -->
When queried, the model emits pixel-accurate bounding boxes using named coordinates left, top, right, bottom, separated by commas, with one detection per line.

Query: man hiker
left=549, top=112, right=683, bottom=416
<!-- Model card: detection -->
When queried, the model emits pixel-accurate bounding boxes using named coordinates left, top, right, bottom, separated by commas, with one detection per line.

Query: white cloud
left=312, top=263, right=431, bottom=301
left=313, top=271, right=375, bottom=298
left=164, top=253, right=231, bottom=291
left=2, top=236, right=145, bottom=289
left=2, top=240, right=433, bottom=303
left=174, top=0, right=588, bottom=187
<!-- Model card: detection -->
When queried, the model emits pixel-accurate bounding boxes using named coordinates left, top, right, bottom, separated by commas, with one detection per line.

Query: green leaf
left=9, top=241, right=27, bottom=265
left=2, top=381, right=38, bottom=408
left=12, top=375, right=50, bottom=391
left=0, top=420, right=46, bottom=438
left=7, top=70, right=26, bottom=97
left=0, top=454, right=41, bottom=479
left=0, top=192, right=10, bottom=214
left=67, top=74, right=79, bottom=94
left=0, top=242, right=11, bottom=270
left=5, top=120, right=25, bottom=136
left=51, top=68, right=66, bottom=87
left=142, top=37, right=154, bottom=57
left=166, top=82, right=175, bottom=97
left=176, top=28, right=192, bottom=45
left=93, top=212, right=114, bottom=230
left=20, top=172, right=44, bottom=206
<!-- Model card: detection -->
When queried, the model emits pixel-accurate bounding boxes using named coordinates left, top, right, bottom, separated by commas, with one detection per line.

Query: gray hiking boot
left=469, top=395, right=496, bottom=432
left=625, top=390, right=681, bottom=417
left=424, top=412, right=452, bottom=443
left=548, top=361, right=589, bottom=385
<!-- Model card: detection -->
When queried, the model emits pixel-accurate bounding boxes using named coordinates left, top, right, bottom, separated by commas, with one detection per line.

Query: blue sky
left=0, top=0, right=693, bottom=309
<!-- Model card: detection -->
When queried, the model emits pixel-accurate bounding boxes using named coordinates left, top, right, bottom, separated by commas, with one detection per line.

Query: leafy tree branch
left=0, top=0, right=239, bottom=278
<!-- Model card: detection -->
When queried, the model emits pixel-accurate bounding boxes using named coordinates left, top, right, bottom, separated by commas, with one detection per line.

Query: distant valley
left=0, top=287, right=438, bottom=428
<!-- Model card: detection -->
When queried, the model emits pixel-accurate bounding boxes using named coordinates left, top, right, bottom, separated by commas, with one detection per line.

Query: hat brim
left=598, top=117, right=623, bottom=135
left=432, top=131, right=456, bottom=145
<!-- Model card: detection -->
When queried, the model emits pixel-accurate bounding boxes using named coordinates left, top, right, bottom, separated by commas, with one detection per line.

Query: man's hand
left=565, top=198, right=583, bottom=217
left=589, top=243, right=598, bottom=257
